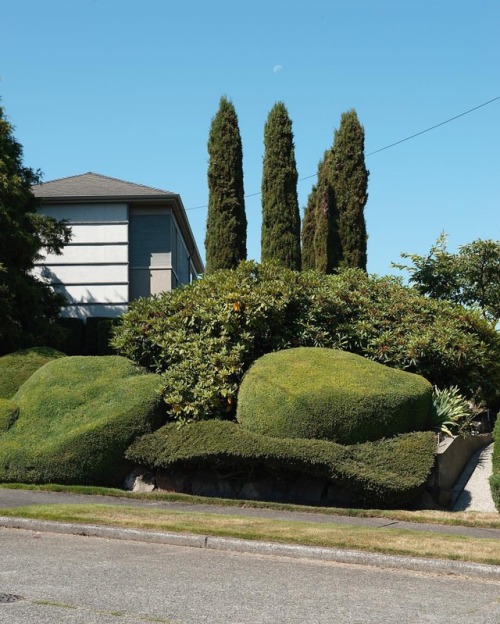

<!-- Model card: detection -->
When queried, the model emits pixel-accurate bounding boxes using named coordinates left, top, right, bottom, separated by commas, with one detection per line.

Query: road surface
left=1, top=527, right=499, bottom=623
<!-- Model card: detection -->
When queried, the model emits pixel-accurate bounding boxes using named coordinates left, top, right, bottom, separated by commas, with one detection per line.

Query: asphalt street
left=1, top=527, right=499, bottom=624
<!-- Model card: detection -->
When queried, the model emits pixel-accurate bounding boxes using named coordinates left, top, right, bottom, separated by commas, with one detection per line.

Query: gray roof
left=32, top=172, right=176, bottom=199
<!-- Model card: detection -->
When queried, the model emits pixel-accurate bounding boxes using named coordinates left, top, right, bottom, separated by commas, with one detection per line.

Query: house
left=32, top=172, right=204, bottom=320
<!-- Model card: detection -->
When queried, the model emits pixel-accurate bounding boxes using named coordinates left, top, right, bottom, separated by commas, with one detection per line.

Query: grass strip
left=0, top=503, right=498, bottom=566
left=0, top=482, right=498, bottom=529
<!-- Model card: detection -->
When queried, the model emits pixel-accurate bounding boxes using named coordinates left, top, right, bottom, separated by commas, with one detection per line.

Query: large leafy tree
left=394, top=233, right=500, bottom=325
left=0, top=103, right=71, bottom=354
left=261, top=102, right=301, bottom=270
left=205, top=96, right=247, bottom=273
left=331, top=109, right=369, bottom=270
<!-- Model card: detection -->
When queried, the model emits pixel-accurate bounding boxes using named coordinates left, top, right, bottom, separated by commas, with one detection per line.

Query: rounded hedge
left=112, top=261, right=500, bottom=423
left=0, top=347, right=65, bottom=399
left=127, top=420, right=437, bottom=508
left=0, top=355, right=165, bottom=486
left=236, top=347, right=432, bottom=444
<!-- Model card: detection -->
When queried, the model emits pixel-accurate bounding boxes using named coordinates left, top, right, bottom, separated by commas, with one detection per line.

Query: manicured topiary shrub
left=0, top=347, right=65, bottom=399
left=0, top=399, right=19, bottom=432
left=237, top=348, right=432, bottom=444
left=0, top=356, right=165, bottom=486
left=490, top=414, right=500, bottom=511
left=112, top=261, right=500, bottom=422
left=126, top=420, right=436, bottom=508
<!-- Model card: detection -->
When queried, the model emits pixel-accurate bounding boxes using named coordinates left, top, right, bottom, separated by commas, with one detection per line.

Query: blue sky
left=2, top=0, right=499, bottom=276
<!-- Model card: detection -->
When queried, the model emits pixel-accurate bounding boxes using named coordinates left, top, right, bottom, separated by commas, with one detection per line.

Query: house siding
left=34, top=203, right=129, bottom=319
left=32, top=173, right=204, bottom=321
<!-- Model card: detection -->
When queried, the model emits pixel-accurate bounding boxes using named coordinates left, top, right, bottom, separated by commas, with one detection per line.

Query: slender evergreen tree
left=301, top=185, right=317, bottom=270
left=331, top=109, right=369, bottom=270
left=205, top=96, right=246, bottom=273
left=313, top=150, right=340, bottom=273
left=261, top=102, right=300, bottom=270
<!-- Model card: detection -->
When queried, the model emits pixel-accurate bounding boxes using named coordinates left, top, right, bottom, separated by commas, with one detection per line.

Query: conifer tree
left=313, top=151, right=340, bottom=273
left=301, top=185, right=317, bottom=270
left=261, top=102, right=300, bottom=270
left=205, top=96, right=246, bottom=273
left=331, top=109, right=369, bottom=270
left=0, top=102, right=71, bottom=353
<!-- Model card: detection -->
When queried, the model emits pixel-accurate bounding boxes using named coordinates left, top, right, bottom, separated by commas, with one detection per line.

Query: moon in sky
left=273, top=64, right=283, bottom=74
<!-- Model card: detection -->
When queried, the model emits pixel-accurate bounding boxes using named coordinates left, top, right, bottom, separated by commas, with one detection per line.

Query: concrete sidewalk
left=0, top=486, right=499, bottom=540
left=453, top=443, right=497, bottom=512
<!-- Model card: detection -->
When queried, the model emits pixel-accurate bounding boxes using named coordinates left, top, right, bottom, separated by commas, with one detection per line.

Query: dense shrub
left=0, top=346, right=65, bottom=399
left=237, top=348, right=432, bottom=444
left=490, top=414, right=500, bottom=511
left=0, top=399, right=18, bottom=432
left=52, top=318, right=86, bottom=355
left=0, top=356, right=165, bottom=486
left=126, top=420, right=437, bottom=508
left=112, top=261, right=500, bottom=422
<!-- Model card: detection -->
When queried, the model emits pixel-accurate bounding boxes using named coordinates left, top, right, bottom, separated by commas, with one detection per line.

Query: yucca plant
left=431, top=386, right=474, bottom=437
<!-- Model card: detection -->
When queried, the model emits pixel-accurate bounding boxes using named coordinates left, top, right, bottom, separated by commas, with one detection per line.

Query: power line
left=366, top=96, right=500, bottom=156
left=185, top=96, right=500, bottom=211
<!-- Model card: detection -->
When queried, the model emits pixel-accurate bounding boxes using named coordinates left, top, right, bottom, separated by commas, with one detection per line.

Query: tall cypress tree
left=261, top=102, right=300, bottom=270
left=331, top=109, right=369, bottom=270
left=205, top=96, right=246, bottom=273
left=301, top=184, right=317, bottom=270
left=313, top=150, right=340, bottom=273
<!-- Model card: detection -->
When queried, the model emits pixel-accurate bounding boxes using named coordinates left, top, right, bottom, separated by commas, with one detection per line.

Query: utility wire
left=186, top=96, right=500, bottom=211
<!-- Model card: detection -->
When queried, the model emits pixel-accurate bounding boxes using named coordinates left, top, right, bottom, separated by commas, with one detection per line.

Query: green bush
left=0, top=347, right=66, bottom=399
left=0, top=356, right=165, bottom=486
left=97, top=319, right=120, bottom=355
left=52, top=318, right=86, bottom=355
left=0, top=399, right=19, bottom=432
left=490, top=414, right=500, bottom=511
left=126, top=420, right=436, bottom=508
left=112, top=261, right=500, bottom=422
left=237, top=348, right=432, bottom=444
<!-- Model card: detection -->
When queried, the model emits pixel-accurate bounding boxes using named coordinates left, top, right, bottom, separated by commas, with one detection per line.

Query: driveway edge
left=1, top=515, right=498, bottom=581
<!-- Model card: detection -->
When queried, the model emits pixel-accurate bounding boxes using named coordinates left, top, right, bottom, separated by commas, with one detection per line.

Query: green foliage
left=0, top=346, right=65, bottom=399
left=126, top=420, right=437, bottom=508
left=490, top=414, right=500, bottom=511
left=0, top=398, right=18, bottom=432
left=237, top=348, right=432, bottom=444
left=261, top=102, right=301, bottom=270
left=205, top=96, right=247, bottom=273
left=393, top=233, right=500, bottom=324
left=52, top=318, right=86, bottom=355
left=0, top=103, right=72, bottom=354
left=301, top=185, right=317, bottom=270
left=430, top=386, right=475, bottom=438
left=313, top=151, right=339, bottom=273
left=306, top=110, right=368, bottom=273
left=0, top=356, right=165, bottom=486
left=112, top=262, right=500, bottom=422
left=330, top=109, right=369, bottom=270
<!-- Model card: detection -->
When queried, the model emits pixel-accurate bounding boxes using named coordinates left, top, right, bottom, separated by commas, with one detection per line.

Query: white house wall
left=35, top=202, right=129, bottom=319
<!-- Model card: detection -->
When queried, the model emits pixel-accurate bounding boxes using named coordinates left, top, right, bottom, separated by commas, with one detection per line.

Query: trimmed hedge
left=490, top=414, right=500, bottom=511
left=237, top=348, right=432, bottom=444
left=112, top=261, right=500, bottom=423
left=0, top=347, right=66, bottom=399
left=0, top=356, right=165, bottom=486
left=126, top=420, right=437, bottom=508
left=0, top=399, right=18, bottom=432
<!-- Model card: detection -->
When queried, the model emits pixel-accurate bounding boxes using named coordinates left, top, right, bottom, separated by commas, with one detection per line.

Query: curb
left=1, top=516, right=499, bottom=581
